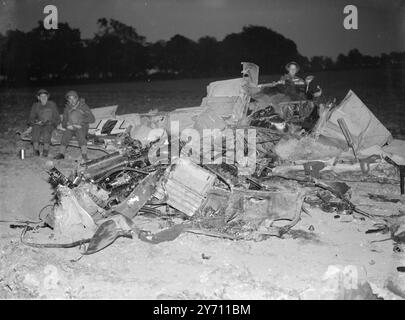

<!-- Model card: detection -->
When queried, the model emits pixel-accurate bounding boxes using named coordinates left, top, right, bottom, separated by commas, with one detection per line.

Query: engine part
left=80, top=151, right=129, bottom=181
left=113, top=168, right=166, bottom=219
left=48, top=167, right=74, bottom=188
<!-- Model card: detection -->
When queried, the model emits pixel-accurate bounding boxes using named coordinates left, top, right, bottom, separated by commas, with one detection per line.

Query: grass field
left=0, top=68, right=404, bottom=137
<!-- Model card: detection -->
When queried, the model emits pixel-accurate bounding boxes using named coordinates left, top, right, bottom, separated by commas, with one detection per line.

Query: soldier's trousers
left=32, top=124, right=54, bottom=144
left=61, top=125, right=89, bottom=147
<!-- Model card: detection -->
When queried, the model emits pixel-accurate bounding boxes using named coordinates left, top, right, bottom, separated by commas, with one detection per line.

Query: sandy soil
left=0, top=137, right=404, bottom=300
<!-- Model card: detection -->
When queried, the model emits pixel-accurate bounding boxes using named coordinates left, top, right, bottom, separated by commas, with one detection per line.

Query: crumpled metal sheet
left=113, top=168, right=166, bottom=219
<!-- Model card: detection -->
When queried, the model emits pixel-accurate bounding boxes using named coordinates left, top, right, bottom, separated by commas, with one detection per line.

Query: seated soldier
left=54, top=90, right=95, bottom=161
left=28, top=89, right=60, bottom=157
left=260, top=61, right=322, bottom=101
left=244, top=61, right=324, bottom=124
left=278, top=62, right=323, bottom=122
left=277, top=61, right=307, bottom=100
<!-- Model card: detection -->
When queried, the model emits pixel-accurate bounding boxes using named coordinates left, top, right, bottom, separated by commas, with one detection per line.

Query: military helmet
left=285, top=61, right=300, bottom=72
left=36, top=89, right=50, bottom=97
left=65, top=90, right=79, bottom=99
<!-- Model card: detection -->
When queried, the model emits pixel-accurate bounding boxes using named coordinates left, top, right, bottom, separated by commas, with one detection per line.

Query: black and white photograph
left=0, top=0, right=404, bottom=302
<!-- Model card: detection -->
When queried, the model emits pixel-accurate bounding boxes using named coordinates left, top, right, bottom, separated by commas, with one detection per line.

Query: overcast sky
left=1, top=0, right=404, bottom=58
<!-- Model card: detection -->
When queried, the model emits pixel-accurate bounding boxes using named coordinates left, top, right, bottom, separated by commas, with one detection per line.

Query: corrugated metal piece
left=165, top=158, right=216, bottom=216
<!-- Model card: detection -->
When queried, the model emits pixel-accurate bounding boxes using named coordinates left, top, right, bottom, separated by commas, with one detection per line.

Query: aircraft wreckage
left=18, top=62, right=405, bottom=256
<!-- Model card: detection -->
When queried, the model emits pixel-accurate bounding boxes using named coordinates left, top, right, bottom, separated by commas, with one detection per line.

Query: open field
left=1, top=68, right=405, bottom=137
left=0, top=68, right=405, bottom=299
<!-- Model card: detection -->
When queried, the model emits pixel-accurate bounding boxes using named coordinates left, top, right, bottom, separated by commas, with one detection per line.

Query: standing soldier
left=54, top=90, right=95, bottom=161
left=29, top=89, right=60, bottom=157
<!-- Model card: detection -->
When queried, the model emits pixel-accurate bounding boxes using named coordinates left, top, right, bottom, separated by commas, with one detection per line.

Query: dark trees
left=0, top=19, right=403, bottom=85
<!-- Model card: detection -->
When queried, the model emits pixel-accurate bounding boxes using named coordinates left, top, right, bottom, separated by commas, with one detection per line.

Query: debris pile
left=20, top=62, right=405, bottom=258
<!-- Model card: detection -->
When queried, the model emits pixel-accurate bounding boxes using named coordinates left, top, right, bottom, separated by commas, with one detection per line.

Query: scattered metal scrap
left=17, top=62, right=405, bottom=256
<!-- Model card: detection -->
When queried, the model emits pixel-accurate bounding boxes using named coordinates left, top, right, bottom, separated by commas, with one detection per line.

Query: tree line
left=0, top=18, right=404, bottom=85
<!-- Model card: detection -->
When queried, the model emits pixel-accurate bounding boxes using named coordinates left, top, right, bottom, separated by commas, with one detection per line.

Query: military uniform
left=279, top=74, right=307, bottom=100
left=29, top=100, right=60, bottom=145
left=61, top=98, right=95, bottom=147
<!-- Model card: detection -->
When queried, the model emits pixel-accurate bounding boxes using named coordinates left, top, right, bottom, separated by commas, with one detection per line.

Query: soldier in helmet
left=29, top=89, right=60, bottom=157
left=279, top=62, right=322, bottom=100
left=244, top=61, right=322, bottom=109
left=54, top=90, right=95, bottom=161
